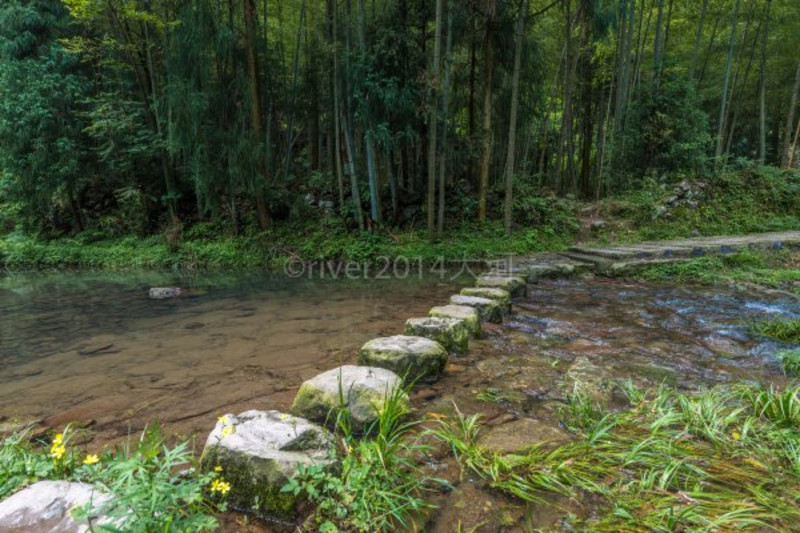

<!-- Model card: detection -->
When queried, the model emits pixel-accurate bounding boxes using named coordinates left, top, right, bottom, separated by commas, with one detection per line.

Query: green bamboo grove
left=0, top=0, right=798, bottom=238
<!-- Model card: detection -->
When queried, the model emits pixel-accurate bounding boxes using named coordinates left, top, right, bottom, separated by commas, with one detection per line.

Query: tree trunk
left=782, top=60, right=800, bottom=168
left=758, top=0, right=771, bottom=164
left=504, top=6, right=524, bottom=235
left=477, top=0, right=497, bottom=223
left=330, top=0, right=345, bottom=209
left=243, top=0, right=269, bottom=229
left=437, top=6, right=453, bottom=238
left=715, top=0, right=740, bottom=162
left=689, top=0, right=709, bottom=79
left=427, top=0, right=443, bottom=239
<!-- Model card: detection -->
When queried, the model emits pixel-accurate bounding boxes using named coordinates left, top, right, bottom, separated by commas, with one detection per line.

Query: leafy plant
left=778, top=350, right=800, bottom=377
left=750, top=318, right=800, bottom=343
left=282, top=384, right=443, bottom=532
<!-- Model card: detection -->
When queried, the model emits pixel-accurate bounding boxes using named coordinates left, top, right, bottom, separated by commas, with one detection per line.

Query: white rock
left=0, top=481, right=112, bottom=533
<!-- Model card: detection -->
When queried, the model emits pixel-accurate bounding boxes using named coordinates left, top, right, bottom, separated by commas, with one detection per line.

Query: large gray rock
left=449, top=295, right=503, bottom=323
left=0, top=481, right=112, bottom=533
left=475, top=275, right=527, bottom=297
left=357, top=335, right=448, bottom=384
left=405, top=317, right=470, bottom=355
left=200, top=410, right=335, bottom=519
left=460, top=287, right=511, bottom=314
left=290, top=365, right=404, bottom=432
left=429, top=305, right=482, bottom=338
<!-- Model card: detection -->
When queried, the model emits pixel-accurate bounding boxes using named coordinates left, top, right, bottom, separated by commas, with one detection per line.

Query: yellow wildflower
left=214, top=465, right=223, bottom=473
left=83, top=454, right=100, bottom=465
left=50, top=444, right=66, bottom=461
left=53, top=433, right=64, bottom=445
left=731, top=431, right=741, bottom=441
left=217, top=415, right=230, bottom=425
left=221, top=425, right=235, bottom=438
left=744, top=457, right=768, bottom=470
left=210, top=478, right=231, bottom=495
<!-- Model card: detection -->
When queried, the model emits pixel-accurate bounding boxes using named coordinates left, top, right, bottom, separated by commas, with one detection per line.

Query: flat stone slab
left=475, top=275, right=527, bottom=297
left=358, top=335, right=448, bottom=383
left=290, top=365, right=403, bottom=432
left=460, top=287, right=511, bottom=314
left=480, top=418, right=571, bottom=454
left=201, top=410, right=334, bottom=519
left=405, top=317, right=469, bottom=355
left=449, top=295, right=503, bottom=323
left=429, top=305, right=482, bottom=338
left=0, top=481, right=112, bottom=533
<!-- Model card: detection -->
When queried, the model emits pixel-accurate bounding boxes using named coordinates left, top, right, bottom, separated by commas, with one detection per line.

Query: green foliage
left=282, top=384, right=442, bottom=532
left=750, top=318, right=800, bottom=343
left=778, top=350, right=800, bottom=377
left=80, top=425, right=220, bottom=532
left=0, top=424, right=222, bottom=532
left=432, top=383, right=800, bottom=531
left=614, top=65, right=711, bottom=180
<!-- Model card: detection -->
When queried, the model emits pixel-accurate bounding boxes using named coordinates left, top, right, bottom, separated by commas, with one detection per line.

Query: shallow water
left=0, top=271, right=470, bottom=444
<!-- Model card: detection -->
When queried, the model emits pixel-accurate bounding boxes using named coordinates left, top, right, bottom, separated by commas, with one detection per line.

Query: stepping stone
left=405, top=317, right=470, bottom=355
left=429, top=305, right=482, bottom=338
left=460, top=287, right=511, bottom=314
left=0, top=481, right=113, bottom=532
left=290, top=365, right=404, bottom=432
left=201, top=410, right=335, bottom=519
left=475, top=275, right=527, bottom=297
left=357, top=335, right=448, bottom=384
left=449, top=295, right=503, bottom=323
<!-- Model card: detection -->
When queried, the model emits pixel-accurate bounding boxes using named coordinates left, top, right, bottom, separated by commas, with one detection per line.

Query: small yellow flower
left=731, top=431, right=741, bottom=441
left=52, top=433, right=64, bottom=445
left=214, top=465, right=223, bottom=473
left=221, top=425, right=235, bottom=438
left=210, top=478, right=231, bottom=495
left=217, top=415, right=230, bottom=425
left=83, top=454, right=100, bottom=465
left=50, top=444, right=66, bottom=461
left=744, top=457, right=768, bottom=470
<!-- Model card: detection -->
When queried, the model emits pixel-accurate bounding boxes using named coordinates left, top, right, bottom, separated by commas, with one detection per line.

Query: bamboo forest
left=0, top=0, right=799, bottom=532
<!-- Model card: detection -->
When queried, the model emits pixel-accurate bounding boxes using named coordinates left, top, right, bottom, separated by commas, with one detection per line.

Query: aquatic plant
left=750, top=318, right=800, bottom=343
left=282, top=383, right=444, bottom=532
left=778, top=349, right=800, bottom=376
left=430, top=382, right=800, bottom=531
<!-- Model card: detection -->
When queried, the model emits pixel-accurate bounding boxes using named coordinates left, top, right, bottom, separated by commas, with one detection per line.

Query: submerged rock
left=200, top=410, right=335, bottom=519
left=479, top=418, right=570, bottom=454
left=460, top=287, right=512, bottom=314
left=475, top=275, right=527, bottom=297
left=357, top=335, right=448, bottom=384
left=429, top=305, right=482, bottom=338
left=564, top=356, right=614, bottom=406
left=449, top=295, right=503, bottom=323
left=290, top=365, right=404, bottom=432
left=0, top=481, right=112, bottom=533
left=404, top=316, right=470, bottom=355
left=148, top=287, right=182, bottom=299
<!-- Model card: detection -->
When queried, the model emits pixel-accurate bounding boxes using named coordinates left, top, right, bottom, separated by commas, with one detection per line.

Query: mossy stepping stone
left=449, top=294, right=503, bottom=323
left=201, top=410, right=335, bottom=519
left=357, top=335, right=448, bottom=384
left=428, top=305, right=482, bottom=338
left=290, top=365, right=404, bottom=432
left=405, top=316, right=470, bottom=355
left=475, top=275, right=527, bottom=297
left=460, top=287, right=511, bottom=314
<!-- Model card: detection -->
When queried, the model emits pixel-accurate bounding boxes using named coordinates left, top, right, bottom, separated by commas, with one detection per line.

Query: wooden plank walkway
left=490, top=231, right=800, bottom=279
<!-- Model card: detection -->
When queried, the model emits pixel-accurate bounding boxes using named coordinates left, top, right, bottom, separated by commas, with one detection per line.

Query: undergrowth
left=430, top=382, right=800, bottom=531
